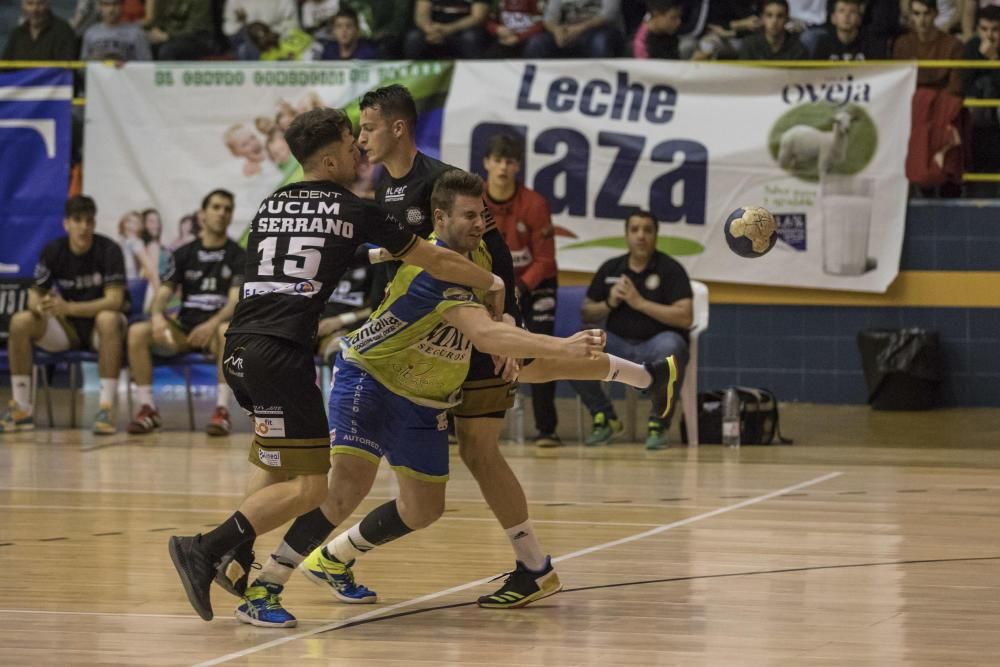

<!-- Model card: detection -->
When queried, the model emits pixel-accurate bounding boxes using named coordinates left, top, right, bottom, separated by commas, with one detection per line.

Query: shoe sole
left=299, top=566, right=378, bottom=604
left=534, top=440, right=562, bottom=448
left=478, top=582, right=564, bottom=609
left=0, top=424, right=34, bottom=433
left=168, top=536, right=214, bottom=621
left=93, top=427, right=118, bottom=435
left=205, top=425, right=231, bottom=437
left=127, top=425, right=160, bottom=435
left=234, top=609, right=297, bottom=628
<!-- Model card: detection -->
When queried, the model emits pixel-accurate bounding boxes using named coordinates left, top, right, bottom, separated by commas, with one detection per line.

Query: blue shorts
left=328, top=355, right=450, bottom=482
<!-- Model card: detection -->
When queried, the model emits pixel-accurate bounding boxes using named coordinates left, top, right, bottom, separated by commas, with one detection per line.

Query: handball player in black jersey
left=168, top=107, right=505, bottom=623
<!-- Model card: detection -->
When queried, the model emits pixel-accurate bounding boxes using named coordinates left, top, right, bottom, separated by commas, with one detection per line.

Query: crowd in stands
left=4, top=0, right=1000, bottom=189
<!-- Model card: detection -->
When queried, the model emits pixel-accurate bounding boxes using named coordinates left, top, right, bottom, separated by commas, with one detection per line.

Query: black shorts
left=223, top=332, right=329, bottom=475
left=450, top=349, right=516, bottom=420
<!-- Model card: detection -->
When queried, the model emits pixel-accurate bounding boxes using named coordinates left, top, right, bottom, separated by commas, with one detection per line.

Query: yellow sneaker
left=299, top=547, right=377, bottom=603
left=0, top=400, right=33, bottom=433
left=92, top=405, right=116, bottom=435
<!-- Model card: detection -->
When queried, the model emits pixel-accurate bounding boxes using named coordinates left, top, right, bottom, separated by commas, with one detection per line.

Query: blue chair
left=33, top=279, right=147, bottom=428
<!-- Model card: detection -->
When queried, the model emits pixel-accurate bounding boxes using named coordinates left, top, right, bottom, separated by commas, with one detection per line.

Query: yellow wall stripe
left=558, top=271, right=1000, bottom=308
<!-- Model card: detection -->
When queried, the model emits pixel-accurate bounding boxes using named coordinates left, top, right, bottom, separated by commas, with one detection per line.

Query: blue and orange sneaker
left=299, top=547, right=377, bottom=604
left=0, top=400, right=33, bottom=434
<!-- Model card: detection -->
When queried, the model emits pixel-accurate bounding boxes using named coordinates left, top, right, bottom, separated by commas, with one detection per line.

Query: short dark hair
left=201, top=188, right=234, bottom=211
left=833, top=0, right=863, bottom=9
left=980, top=5, right=1000, bottom=23
left=911, top=0, right=938, bottom=12
left=431, top=169, right=484, bottom=216
left=332, top=7, right=359, bottom=25
left=647, top=0, right=683, bottom=15
left=359, top=84, right=417, bottom=129
left=484, top=134, right=524, bottom=162
left=762, top=0, right=790, bottom=13
left=284, top=107, right=352, bottom=166
left=626, top=209, right=658, bottom=235
left=65, top=194, right=96, bottom=218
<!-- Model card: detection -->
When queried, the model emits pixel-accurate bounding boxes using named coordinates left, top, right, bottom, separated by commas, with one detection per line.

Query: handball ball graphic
left=724, top=206, right=778, bottom=258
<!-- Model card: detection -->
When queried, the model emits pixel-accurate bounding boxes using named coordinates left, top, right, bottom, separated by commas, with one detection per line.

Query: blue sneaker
left=300, top=547, right=378, bottom=604
left=235, top=582, right=297, bottom=628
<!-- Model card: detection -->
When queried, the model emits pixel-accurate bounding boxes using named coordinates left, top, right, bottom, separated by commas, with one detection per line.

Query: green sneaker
left=645, top=420, right=669, bottom=450
left=584, top=411, right=622, bottom=446
left=0, top=400, right=34, bottom=434
left=92, top=406, right=116, bottom=435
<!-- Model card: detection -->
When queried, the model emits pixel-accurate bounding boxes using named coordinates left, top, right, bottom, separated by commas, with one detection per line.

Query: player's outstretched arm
left=443, top=306, right=604, bottom=360
left=396, top=239, right=506, bottom=315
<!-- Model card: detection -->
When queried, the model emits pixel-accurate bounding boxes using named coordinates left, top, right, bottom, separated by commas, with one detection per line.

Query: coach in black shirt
left=573, top=210, right=693, bottom=450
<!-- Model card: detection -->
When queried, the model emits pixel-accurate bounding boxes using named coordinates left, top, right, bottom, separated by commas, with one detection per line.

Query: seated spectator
left=146, top=0, right=217, bottom=60
left=738, top=0, right=809, bottom=59
left=403, top=0, right=490, bottom=59
left=963, top=0, right=1000, bottom=41
left=571, top=210, right=693, bottom=451
left=320, top=7, right=377, bottom=59
left=961, top=6, right=1000, bottom=193
left=246, top=20, right=319, bottom=60
left=0, top=196, right=129, bottom=436
left=484, top=0, right=551, bottom=58
left=70, top=0, right=100, bottom=36
left=787, top=0, right=830, bottom=53
left=813, top=0, right=886, bottom=60
left=2, top=0, right=78, bottom=61
left=905, top=0, right=961, bottom=36
left=536, top=0, right=625, bottom=58
left=126, top=190, right=244, bottom=436
left=81, top=0, right=152, bottom=61
left=367, top=0, right=414, bottom=58
left=894, top=0, right=963, bottom=94
left=692, top=0, right=760, bottom=59
left=223, top=0, right=298, bottom=60
left=632, top=0, right=684, bottom=59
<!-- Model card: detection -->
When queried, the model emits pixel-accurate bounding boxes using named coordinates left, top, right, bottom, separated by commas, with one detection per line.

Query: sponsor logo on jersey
left=349, top=313, right=406, bottom=352
left=416, top=322, right=471, bottom=361
left=243, top=280, right=324, bottom=298
left=254, top=405, right=283, bottom=416
left=255, top=417, right=285, bottom=438
left=255, top=217, right=353, bottom=237
left=384, top=185, right=407, bottom=203
left=257, top=447, right=282, bottom=467
left=405, top=207, right=424, bottom=227
left=442, top=287, right=475, bottom=302
left=197, top=249, right=226, bottom=263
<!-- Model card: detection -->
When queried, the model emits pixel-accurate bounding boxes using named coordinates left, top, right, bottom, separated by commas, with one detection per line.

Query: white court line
left=194, top=471, right=843, bottom=667
left=0, top=504, right=661, bottom=528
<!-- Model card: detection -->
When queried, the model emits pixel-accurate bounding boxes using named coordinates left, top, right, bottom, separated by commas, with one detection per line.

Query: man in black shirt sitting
left=1, top=195, right=129, bottom=435
left=573, top=210, right=693, bottom=450
left=126, top=189, right=246, bottom=436
left=813, top=0, right=886, bottom=60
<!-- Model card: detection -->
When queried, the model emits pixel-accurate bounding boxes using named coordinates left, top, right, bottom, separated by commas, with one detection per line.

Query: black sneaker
left=645, top=354, right=679, bottom=420
left=168, top=535, right=219, bottom=621
left=213, top=544, right=258, bottom=598
left=531, top=433, right=562, bottom=448
left=477, top=556, right=562, bottom=609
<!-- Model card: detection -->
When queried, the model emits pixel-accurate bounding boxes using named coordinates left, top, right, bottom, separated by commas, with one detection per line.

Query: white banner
left=443, top=61, right=916, bottom=293
left=83, top=61, right=452, bottom=257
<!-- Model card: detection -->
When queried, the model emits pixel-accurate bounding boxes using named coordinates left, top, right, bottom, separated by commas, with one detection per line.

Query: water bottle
left=722, top=387, right=741, bottom=448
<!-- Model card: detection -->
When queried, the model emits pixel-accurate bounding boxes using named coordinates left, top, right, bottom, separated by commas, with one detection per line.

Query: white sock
left=329, top=523, right=374, bottom=564
left=604, top=355, right=652, bottom=388
left=136, top=385, right=155, bottom=409
left=11, top=375, right=31, bottom=413
left=216, top=383, right=231, bottom=408
left=504, top=519, right=547, bottom=572
left=99, top=378, right=118, bottom=409
left=256, top=542, right=304, bottom=587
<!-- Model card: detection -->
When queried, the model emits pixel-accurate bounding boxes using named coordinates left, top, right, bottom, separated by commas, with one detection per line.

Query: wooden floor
left=1, top=397, right=999, bottom=665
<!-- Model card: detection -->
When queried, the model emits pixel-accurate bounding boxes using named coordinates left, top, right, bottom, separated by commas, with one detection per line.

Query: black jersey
left=322, top=261, right=372, bottom=318
left=34, top=234, right=129, bottom=312
left=372, top=152, right=520, bottom=321
left=162, top=237, right=246, bottom=329
left=229, top=179, right=417, bottom=346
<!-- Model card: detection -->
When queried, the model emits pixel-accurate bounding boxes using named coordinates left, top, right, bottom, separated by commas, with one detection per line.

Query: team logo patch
left=223, top=348, right=245, bottom=378
left=257, top=447, right=281, bottom=467
left=645, top=274, right=661, bottom=290
left=405, top=207, right=424, bottom=227
left=254, top=417, right=286, bottom=438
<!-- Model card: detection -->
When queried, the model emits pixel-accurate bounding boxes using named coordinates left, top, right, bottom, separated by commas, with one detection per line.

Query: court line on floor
left=193, top=470, right=843, bottom=667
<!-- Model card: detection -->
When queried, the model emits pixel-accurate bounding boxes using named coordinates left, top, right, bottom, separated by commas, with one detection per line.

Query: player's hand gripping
left=566, top=328, right=606, bottom=360
left=485, top=274, right=505, bottom=322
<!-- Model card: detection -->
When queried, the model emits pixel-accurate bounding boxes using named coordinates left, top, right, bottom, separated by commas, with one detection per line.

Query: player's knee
left=9, top=310, right=37, bottom=336
left=298, top=474, right=330, bottom=509
left=397, top=492, right=444, bottom=530
left=127, top=322, right=151, bottom=346
left=95, top=311, right=123, bottom=336
left=458, top=434, right=501, bottom=472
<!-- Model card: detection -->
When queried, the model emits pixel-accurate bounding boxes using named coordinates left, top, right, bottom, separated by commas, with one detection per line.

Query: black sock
left=233, top=538, right=255, bottom=569
left=200, top=511, right=256, bottom=561
left=284, top=507, right=336, bottom=556
left=358, top=500, right=413, bottom=546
